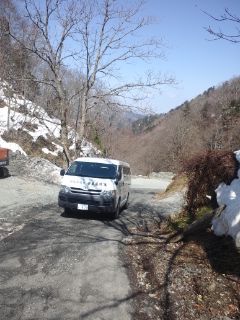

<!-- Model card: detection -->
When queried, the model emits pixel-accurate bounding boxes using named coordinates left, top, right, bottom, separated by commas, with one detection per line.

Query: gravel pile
left=8, top=153, right=62, bottom=185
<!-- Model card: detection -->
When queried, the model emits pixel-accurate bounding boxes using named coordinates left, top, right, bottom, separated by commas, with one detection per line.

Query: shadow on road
left=0, top=200, right=167, bottom=320
left=0, top=187, right=181, bottom=320
left=59, top=199, right=167, bottom=238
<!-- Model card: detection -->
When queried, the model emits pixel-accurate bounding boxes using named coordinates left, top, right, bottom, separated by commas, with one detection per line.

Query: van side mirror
left=60, top=169, right=65, bottom=176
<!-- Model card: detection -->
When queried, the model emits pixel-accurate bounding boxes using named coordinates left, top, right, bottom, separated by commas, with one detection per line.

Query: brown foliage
left=182, top=150, right=238, bottom=220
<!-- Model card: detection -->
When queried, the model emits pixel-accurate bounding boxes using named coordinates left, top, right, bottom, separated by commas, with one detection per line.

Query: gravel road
left=0, top=173, right=182, bottom=320
left=131, top=176, right=172, bottom=190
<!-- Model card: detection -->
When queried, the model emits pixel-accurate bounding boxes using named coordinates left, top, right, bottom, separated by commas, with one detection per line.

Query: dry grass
left=156, top=174, right=187, bottom=200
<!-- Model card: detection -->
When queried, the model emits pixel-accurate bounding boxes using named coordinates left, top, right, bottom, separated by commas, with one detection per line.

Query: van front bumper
left=58, top=190, right=116, bottom=213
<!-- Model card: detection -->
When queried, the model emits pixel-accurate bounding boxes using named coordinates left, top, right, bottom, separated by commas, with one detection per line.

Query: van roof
left=74, top=157, right=130, bottom=167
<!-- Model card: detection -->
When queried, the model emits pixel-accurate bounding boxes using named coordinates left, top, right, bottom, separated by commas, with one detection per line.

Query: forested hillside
left=107, top=77, right=240, bottom=174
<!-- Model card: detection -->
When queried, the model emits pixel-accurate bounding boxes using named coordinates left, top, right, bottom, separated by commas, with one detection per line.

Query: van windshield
left=66, top=161, right=118, bottom=179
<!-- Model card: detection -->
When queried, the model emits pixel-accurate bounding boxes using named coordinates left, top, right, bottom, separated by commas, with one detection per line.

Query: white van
left=58, top=157, right=131, bottom=219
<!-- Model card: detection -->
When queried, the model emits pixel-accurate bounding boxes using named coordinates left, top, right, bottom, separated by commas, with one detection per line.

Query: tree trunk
left=7, top=96, right=10, bottom=130
left=75, top=91, right=87, bottom=158
left=60, top=105, right=71, bottom=166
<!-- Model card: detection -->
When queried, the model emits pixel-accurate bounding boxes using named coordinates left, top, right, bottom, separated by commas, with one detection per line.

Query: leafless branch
left=204, top=8, right=240, bottom=43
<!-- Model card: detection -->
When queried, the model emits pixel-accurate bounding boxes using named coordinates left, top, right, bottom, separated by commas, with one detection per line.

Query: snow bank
left=24, top=157, right=62, bottom=185
left=10, top=157, right=63, bottom=185
left=0, top=81, right=101, bottom=158
left=212, top=150, right=240, bottom=248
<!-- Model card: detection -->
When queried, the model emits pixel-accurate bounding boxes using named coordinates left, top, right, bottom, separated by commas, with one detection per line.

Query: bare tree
left=72, top=0, right=174, bottom=155
left=205, top=8, right=240, bottom=43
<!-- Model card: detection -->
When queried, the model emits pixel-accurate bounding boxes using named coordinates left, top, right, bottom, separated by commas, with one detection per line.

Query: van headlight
left=101, top=190, right=116, bottom=199
left=60, top=185, right=71, bottom=193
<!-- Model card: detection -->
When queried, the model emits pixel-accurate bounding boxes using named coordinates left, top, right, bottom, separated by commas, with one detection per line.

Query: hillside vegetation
left=107, top=77, right=240, bottom=174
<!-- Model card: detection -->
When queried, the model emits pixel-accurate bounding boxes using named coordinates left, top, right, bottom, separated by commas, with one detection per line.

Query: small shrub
left=182, top=150, right=238, bottom=221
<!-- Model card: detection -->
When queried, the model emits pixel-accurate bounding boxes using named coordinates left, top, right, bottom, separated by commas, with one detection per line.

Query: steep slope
left=0, top=81, right=100, bottom=164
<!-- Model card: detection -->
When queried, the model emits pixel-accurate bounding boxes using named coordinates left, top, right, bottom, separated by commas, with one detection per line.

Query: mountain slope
left=111, top=76, right=240, bottom=174
left=0, top=81, right=100, bottom=164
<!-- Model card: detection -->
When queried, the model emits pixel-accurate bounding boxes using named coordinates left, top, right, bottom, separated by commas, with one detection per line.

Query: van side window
left=123, top=166, right=130, bottom=176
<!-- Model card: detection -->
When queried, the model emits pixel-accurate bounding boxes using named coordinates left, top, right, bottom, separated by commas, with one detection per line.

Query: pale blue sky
left=17, top=0, right=240, bottom=114
left=137, top=0, right=240, bottom=113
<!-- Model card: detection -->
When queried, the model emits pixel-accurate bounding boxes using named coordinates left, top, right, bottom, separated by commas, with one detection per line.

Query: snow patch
left=42, top=145, right=62, bottom=156
left=212, top=150, right=240, bottom=248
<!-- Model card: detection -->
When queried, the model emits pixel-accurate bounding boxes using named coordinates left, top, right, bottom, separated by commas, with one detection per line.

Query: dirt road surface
left=0, top=174, right=177, bottom=320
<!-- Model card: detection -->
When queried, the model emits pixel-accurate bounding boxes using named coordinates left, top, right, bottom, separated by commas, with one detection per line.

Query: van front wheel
left=63, top=207, right=72, bottom=216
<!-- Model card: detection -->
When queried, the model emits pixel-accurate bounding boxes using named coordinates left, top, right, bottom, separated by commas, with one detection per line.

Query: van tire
left=112, top=199, right=120, bottom=219
left=64, top=207, right=72, bottom=215
left=123, top=193, right=129, bottom=210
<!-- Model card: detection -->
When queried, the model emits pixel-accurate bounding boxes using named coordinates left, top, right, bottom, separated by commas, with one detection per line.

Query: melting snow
left=212, top=150, right=240, bottom=248
left=0, top=81, right=100, bottom=158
